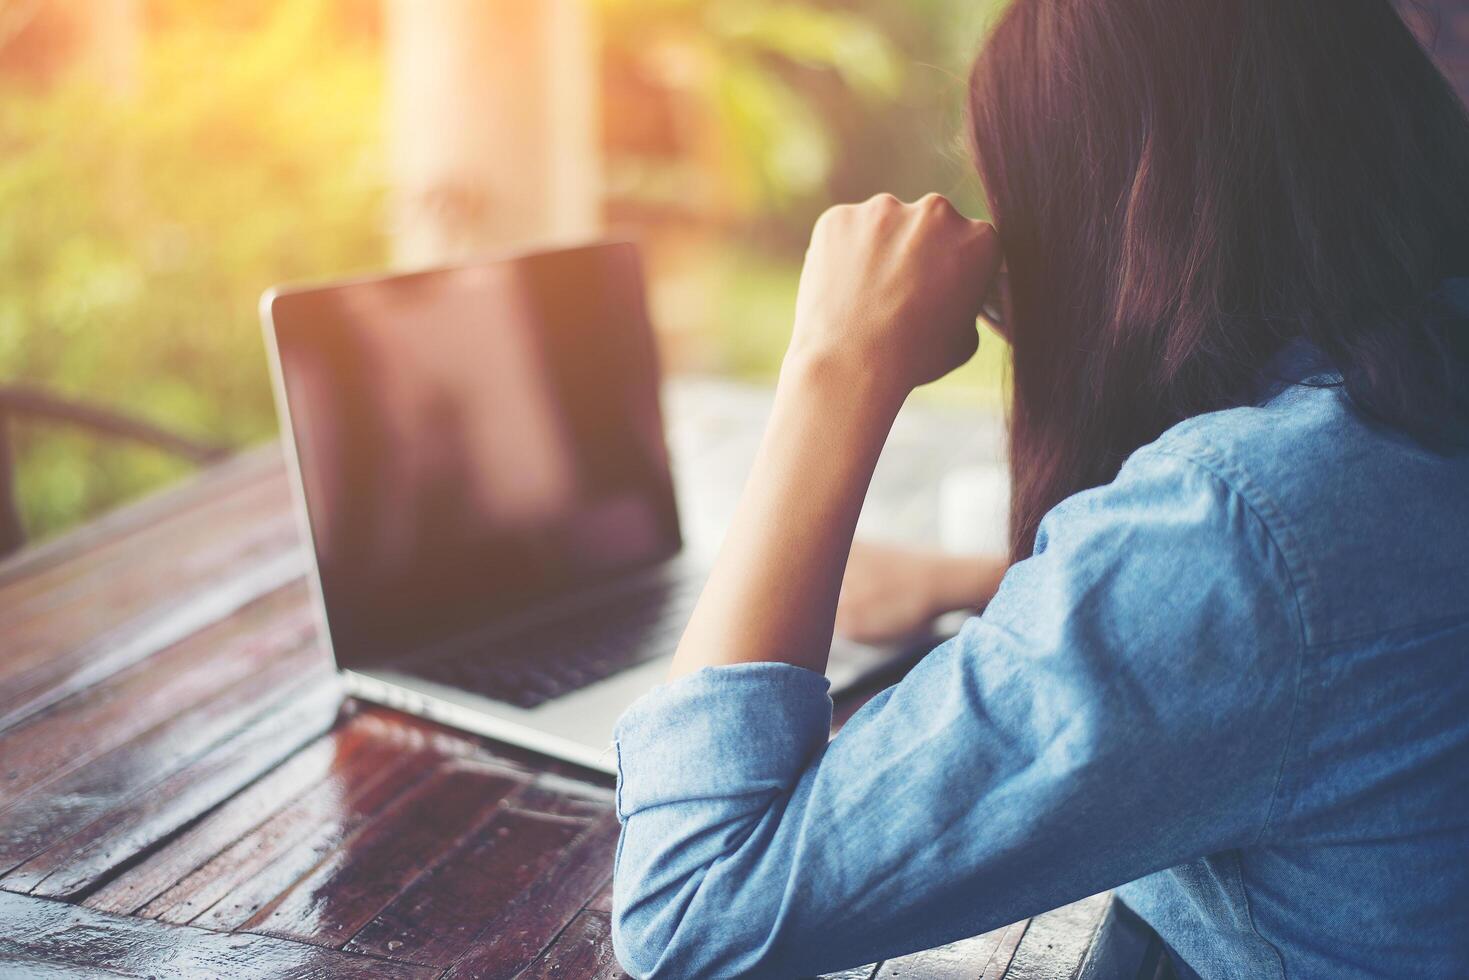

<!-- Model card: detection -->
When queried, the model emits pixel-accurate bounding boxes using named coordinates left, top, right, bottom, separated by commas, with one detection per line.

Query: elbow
left=610, top=885, right=716, bottom=980
left=611, top=871, right=778, bottom=979
left=611, top=763, right=814, bottom=976
left=610, top=904, right=664, bottom=980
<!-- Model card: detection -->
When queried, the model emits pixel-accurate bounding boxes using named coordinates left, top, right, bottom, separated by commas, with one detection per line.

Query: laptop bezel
left=260, top=238, right=676, bottom=682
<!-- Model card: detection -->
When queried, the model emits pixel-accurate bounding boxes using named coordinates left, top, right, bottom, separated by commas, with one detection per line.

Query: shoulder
left=1131, top=381, right=1469, bottom=646
left=1122, top=382, right=1351, bottom=579
left=1140, top=379, right=1362, bottom=511
left=1009, top=437, right=1303, bottom=660
left=977, top=409, right=1305, bottom=772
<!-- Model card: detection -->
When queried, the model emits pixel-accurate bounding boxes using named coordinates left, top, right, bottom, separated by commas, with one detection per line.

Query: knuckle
left=814, top=204, right=847, bottom=230
left=919, top=194, right=960, bottom=225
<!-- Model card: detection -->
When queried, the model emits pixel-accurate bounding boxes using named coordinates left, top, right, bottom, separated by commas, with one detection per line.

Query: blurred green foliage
left=596, top=0, right=1004, bottom=233
left=0, top=0, right=1005, bottom=543
left=0, top=1, right=386, bottom=539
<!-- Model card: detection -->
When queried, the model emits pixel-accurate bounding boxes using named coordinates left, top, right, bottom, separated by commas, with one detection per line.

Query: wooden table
left=0, top=384, right=1170, bottom=979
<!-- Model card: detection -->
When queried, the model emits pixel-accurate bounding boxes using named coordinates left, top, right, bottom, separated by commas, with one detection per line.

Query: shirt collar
left=1253, top=277, right=1469, bottom=402
left=1254, top=338, right=1339, bottom=405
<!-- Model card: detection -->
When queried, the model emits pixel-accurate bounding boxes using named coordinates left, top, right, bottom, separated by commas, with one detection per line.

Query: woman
left=611, top=0, right=1469, bottom=976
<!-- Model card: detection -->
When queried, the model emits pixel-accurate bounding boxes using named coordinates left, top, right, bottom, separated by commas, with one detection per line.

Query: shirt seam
left=1232, top=847, right=1290, bottom=980
left=1300, top=606, right=1469, bottom=651
left=1144, top=447, right=1309, bottom=847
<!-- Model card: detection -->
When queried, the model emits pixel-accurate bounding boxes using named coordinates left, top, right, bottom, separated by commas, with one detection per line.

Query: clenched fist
left=786, top=193, right=1001, bottom=397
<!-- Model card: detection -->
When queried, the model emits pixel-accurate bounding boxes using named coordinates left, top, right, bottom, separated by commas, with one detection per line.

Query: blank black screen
left=269, top=243, right=681, bottom=666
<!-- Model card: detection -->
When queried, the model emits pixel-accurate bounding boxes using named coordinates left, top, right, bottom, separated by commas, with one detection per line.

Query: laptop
left=261, top=241, right=915, bottom=774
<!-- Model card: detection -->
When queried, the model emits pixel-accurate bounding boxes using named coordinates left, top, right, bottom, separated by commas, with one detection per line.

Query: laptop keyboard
left=410, top=576, right=705, bottom=710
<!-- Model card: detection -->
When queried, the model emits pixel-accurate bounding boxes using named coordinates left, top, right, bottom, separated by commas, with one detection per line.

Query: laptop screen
left=267, top=243, right=681, bottom=667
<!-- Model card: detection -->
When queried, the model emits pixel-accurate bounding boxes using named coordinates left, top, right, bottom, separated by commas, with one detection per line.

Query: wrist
left=778, top=344, right=909, bottom=417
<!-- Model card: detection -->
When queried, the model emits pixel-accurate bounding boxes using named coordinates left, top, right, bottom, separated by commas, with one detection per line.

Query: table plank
left=5, top=671, right=342, bottom=898
left=1003, top=893, right=1113, bottom=980
left=80, top=706, right=408, bottom=916
left=0, top=457, right=293, bottom=657
left=518, top=910, right=628, bottom=980
left=513, top=911, right=915, bottom=980
left=0, top=544, right=305, bottom=733
left=0, top=604, right=326, bottom=877
left=871, top=920, right=1026, bottom=980
left=180, top=738, right=445, bottom=931
left=585, top=876, right=613, bottom=915
left=511, top=770, right=615, bottom=819
left=246, top=761, right=523, bottom=948
left=345, top=801, right=589, bottom=965
left=0, top=582, right=315, bottom=805
left=441, top=814, right=621, bottom=980
left=0, top=445, right=283, bottom=592
left=0, top=890, right=436, bottom=980
left=514, top=912, right=911, bottom=980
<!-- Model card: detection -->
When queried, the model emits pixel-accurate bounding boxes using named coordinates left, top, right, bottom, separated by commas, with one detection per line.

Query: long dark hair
left=968, top=0, right=1469, bottom=561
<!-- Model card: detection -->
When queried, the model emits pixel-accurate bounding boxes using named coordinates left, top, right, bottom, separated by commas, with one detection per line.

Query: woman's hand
left=787, top=193, right=1001, bottom=399
left=835, top=540, right=1008, bottom=645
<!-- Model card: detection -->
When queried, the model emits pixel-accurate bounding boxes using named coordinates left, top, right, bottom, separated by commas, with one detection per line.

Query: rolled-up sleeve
left=614, top=664, right=833, bottom=817
left=611, top=448, right=1306, bottom=979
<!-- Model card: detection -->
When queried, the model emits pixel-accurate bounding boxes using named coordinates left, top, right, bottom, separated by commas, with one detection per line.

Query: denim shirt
left=610, top=340, right=1469, bottom=979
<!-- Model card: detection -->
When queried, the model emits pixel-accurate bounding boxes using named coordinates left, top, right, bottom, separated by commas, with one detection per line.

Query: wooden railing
left=0, top=384, right=229, bottom=557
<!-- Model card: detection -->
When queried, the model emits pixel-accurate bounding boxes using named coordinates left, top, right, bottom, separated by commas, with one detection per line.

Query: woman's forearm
left=668, top=354, right=905, bottom=679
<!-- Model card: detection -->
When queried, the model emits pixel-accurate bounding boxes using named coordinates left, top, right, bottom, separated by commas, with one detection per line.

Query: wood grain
left=346, top=801, right=587, bottom=965
left=1004, top=894, right=1113, bottom=980
left=0, top=889, right=435, bottom=980
left=871, top=920, right=1028, bottom=980
left=0, top=583, right=316, bottom=805
left=0, top=619, right=327, bottom=878
left=180, top=737, right=445, bottom=931
left=5, top=671, right=342, bottom=898
left=585, top=876, right=614, bottom=914
left=0, top=546, right=306, bottom=733
left=80, top=706, right=403, bottom=916
left=518, top=910, right=629, bottom=980
left=0, top=445, right=282, bottom=592
left=441, top=814, right=622, bottom=980
left=245, top=762, right=521, bottom=947
left=875, top=922, right=1028, bottom=980
left=0, top=459, right=293, bottom=661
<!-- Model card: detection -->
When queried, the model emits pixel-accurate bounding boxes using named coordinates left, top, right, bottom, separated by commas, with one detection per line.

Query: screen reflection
left=271, top=244, right=680, bottom=666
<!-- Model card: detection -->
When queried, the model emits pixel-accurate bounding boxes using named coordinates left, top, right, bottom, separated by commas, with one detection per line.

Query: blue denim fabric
left=611, top=342, right=1469, bottom=978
